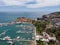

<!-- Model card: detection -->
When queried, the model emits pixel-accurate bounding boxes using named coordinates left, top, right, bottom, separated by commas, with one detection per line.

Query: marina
left=0, top=22, right=35, bottom=45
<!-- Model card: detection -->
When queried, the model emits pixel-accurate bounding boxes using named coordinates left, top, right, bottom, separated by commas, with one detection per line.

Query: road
left=44, top=42, right=48, bottom=45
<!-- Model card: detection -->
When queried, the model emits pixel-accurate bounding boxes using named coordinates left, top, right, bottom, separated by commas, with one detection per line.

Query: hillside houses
left=36, top=32, right=56, bottom=42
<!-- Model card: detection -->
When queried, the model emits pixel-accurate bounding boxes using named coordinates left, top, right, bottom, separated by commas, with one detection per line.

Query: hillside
left=48, top=12, right=60, bottom=18
left=37, top=12, right=60, bottom=23
left=33, top=12, right=60, bottom=45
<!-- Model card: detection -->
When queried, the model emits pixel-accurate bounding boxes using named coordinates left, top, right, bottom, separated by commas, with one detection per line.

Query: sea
left=0, top=12, right=48, bottom=23
left=0, top=23, right=34, bottom=45
left=0, top=12, right=35, bottom=45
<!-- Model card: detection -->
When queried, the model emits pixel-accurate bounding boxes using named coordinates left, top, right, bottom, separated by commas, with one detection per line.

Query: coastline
left=0, top=17, right=36, bottom=45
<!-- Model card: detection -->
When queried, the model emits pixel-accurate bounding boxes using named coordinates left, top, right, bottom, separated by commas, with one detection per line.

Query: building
left=16, top=17, right=32, bottom=23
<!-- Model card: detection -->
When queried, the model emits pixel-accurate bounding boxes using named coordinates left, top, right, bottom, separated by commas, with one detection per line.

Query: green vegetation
left=36, top=40, right=44, bottom=45
left=55, top=29, right=60, bottom=42
left=32, top=20, right=46, bottom=34
left=48, top=40, right=58, bottom=45
left=32, top=20, right=46, bottom=45
left=32, top=20, right=60, bottom=45
left=32, top=12, right=60, bottom=45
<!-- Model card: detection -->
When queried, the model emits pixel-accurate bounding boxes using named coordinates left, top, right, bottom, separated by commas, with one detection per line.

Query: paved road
left=56, top=40, right=60, bottom=45
left=44, top=42, right=48, bottom=45
left=34, top=27, right=36, bottom=45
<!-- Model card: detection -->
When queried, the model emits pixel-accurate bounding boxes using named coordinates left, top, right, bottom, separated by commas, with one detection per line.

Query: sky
left=0, top=0, right=60, bottom=12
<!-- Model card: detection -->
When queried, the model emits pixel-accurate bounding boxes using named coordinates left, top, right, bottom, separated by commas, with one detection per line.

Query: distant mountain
left=37, top=12, right=60, bottom=23
left=48, top=12, right=60, bottom=18
left=43, top=12, right=60, bottom=23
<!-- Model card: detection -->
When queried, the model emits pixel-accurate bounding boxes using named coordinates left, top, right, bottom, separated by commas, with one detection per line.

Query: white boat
left=16, top=22, right=21, bottom=24
left=17, top=36, right=20, bottom=39
left=3, top=36, right=11, bottom=40
left=7, top=41, right=13, bottom=44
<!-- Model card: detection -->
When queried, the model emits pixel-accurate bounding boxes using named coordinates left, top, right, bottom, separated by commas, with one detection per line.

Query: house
left=36, top=32, right=56, bottom=42
left=48, top=37, right=56, bottom=41
left=36, top=35, right=43, bottom=40
left=16, top=17, right=32, bottom=23
left=46, top=24, right=54, bottom=29
left=55, top=22, right=60, bottom=29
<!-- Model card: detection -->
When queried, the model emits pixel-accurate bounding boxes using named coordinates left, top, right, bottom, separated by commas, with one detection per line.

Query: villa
left=36, top=32, right=56, bottom=42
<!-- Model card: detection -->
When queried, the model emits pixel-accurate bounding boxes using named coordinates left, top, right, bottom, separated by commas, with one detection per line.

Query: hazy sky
left=0, top=0, right=60, bottom=12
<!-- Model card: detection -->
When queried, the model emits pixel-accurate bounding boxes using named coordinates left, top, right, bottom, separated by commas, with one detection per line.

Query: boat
left=7, top=41, right=13, bottom=44
left=3, top=36, right=11, bottom=40
left=17, top=36, right=20, bottom=39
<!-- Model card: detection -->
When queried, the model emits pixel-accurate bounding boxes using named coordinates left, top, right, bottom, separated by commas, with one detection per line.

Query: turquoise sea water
left=0, top=12, right=43, bottom=23
left=0, top=23, right=35, bottom=45
left=0, top=12, right=35, bottom=45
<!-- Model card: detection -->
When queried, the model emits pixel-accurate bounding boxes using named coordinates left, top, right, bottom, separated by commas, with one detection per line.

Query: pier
left=0, top=30, right=8, bottom=37
left=0, top=22, right=35, bottom=45
left=0, top=38, right=34, bottom=42
left=0, top=23, right=9, bottom=26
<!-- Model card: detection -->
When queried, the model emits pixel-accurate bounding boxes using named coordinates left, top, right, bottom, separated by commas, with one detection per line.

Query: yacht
left=7, top=41, right=13, bottom=44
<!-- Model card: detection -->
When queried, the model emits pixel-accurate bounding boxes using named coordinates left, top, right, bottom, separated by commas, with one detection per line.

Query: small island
left=16, top=17, right=32, bottom=23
